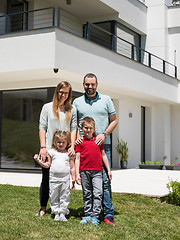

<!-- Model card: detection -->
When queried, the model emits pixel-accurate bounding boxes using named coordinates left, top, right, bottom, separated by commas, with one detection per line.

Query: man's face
left=83, top=77, right=98, bottom=97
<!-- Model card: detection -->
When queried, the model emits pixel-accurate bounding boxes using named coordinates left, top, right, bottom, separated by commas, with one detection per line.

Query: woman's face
left=57, top=87, right=70, bottom=104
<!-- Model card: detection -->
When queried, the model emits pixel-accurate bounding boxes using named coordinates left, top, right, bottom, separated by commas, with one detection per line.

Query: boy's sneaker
left=59, top=213, right=67, bottom=222
left=54, top=213, right=60, bottom=221
left=91, top=217, right=100, bottom=226
left=104, top=216, right=115, bottom=225
left=80, top=216, right=91, bottom=224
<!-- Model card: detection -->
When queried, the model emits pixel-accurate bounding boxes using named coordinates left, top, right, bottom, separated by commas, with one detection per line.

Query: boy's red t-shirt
left=75, top=136, right=104, bottom=171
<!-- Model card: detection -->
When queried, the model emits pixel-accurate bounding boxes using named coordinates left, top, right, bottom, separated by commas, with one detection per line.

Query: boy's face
left=81, top=122, right=95, bottom=139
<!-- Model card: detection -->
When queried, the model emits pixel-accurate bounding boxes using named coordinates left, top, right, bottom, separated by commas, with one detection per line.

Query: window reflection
left=1, top=89, right=47, bottom=169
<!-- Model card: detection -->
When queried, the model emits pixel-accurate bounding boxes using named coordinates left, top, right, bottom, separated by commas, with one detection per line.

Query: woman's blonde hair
left=51, top=130, right=71, bottom=150
left=52, top=81, right=72, bottom=122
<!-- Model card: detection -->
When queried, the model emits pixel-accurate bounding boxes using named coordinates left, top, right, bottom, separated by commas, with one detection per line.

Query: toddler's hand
left=34, top=154, right=39, bottom=161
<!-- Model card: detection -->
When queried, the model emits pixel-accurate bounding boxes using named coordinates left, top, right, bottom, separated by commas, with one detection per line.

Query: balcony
left=0, top=6, right=177, bottom=79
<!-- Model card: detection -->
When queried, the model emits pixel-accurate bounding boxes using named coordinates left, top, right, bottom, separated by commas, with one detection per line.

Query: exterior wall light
left=129, top=112, right=133, bottom=118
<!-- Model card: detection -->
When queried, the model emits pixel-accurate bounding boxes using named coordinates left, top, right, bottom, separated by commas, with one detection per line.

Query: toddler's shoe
left=54, top=213, right=60, bottom=221
left=104, top=216, right=115, bottom=225
left=80, top=216, right=91, bottom=224
left=91, top=217, right=100, bottom=226
left=59, top=213, right=67, bottom=221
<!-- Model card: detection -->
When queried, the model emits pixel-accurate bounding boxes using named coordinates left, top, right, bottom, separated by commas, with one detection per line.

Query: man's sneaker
left=54, top=213, right=60, bottom=221
left=59, top=213, right=67, bottom=222
left=91, top=217, right=100, bottom=226
left=104, top=216, right=115, bottom=225
left=80, top=216, right=91, bottom=224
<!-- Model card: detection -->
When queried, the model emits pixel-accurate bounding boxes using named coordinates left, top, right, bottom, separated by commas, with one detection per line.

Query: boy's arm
left=101, top=150, right=112, bottom=181
left=34, top=154, right=51, bottom=168
left=70, top=156, right=76, bottom=190
left=75, top=152, right=81, bottom=185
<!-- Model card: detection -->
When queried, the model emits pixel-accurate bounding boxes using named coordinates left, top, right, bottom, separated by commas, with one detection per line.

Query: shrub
left=166, top=179, right=180, bottom=206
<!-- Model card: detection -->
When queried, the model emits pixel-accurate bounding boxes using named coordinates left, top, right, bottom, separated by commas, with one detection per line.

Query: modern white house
left=1, top=0, right=180, bottom=170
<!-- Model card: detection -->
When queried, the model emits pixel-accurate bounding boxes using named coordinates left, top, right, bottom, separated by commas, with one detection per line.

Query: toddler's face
left=82, top=122, right=95, bottom=139
left=55, top=138, right=68, bottom=151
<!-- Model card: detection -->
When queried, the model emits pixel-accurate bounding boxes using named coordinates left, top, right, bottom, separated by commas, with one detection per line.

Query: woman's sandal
left=36, top=208, right=47, bottom=217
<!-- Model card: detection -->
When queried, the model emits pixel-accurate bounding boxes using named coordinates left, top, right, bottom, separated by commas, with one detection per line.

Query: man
left=73, top=73, right=118, bottom=225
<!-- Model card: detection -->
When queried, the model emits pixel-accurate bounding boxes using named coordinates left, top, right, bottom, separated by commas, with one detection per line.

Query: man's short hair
left=81, top=116, right=95, bottom=128
left=83, top=73, right=97, bottom=83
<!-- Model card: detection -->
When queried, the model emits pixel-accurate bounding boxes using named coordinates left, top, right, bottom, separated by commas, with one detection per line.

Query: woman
left=37, top=81, right=77, bottom=217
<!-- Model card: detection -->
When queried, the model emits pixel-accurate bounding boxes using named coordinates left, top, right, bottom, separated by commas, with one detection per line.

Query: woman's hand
left=75, top=137, right=83, bottom=145
left=39, top=148, right=48, bottom=162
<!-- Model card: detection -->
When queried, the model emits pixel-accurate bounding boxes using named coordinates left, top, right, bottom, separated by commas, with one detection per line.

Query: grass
left=0, top=185, right=180, bottom=240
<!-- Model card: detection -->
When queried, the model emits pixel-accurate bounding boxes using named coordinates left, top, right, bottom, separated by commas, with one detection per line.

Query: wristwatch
left=103, top=132, right=108, bottom=138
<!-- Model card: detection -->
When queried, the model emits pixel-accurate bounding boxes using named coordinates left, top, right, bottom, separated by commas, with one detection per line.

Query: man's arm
left=95, top=113, right=118, bottom=145
left=101, top=150, right=112, bottom=181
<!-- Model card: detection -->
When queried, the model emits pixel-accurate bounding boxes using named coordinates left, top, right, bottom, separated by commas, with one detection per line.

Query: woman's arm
left=101, top=150, right=112, bottom=181
left=39, top=129, right=49, bottom=162
left=34, top=154, right=51, bottom=168
left=68, top=130, right=76, bottom=157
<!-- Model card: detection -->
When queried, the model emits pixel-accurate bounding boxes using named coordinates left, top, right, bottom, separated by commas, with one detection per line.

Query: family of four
left=34, top=73, right=118, bottom=225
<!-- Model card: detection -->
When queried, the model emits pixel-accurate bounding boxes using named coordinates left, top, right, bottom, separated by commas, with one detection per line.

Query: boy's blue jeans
left=80, top=170, right=103, bottom=218
left=103, top=144, right=114, bottom=219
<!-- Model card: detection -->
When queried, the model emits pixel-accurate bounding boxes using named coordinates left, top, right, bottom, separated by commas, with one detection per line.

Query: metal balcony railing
left=0, top=7, right=177, bottom=79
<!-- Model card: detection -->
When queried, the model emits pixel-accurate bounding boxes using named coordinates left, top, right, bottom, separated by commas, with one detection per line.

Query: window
left=0, top=88, right=82, bottom=170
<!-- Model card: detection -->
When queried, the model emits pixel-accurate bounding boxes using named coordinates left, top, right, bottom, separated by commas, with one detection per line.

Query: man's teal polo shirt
left=73, top=92, right=116, bottom=144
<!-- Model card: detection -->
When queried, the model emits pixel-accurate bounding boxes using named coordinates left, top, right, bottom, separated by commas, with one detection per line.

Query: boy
left=75, top=117, right=112, bottom=225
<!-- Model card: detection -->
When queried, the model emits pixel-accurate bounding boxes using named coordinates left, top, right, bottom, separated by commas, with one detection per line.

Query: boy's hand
left=76, top=175, right=81, bottom=185
left=108, top=171, right=112, bottom=181
left=71, top=180, right=76, bottom=190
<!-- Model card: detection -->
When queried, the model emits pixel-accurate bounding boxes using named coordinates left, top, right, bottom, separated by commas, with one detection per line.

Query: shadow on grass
left=46, top=207, right=120, bottom=220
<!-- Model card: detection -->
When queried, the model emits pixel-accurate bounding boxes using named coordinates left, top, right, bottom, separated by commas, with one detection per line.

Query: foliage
left=0, top=184, right=180, bottom=240
left=140, top=160, right=162, bottom=165
left=172, top=0, right=180, bottom=4
left=116, top=138, right=129, bottom=161
left=166, top=179, right=180, bottom=206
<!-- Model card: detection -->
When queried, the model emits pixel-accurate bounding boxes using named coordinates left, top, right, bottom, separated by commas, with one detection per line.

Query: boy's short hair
left=81, top=116, right=95, bottom=128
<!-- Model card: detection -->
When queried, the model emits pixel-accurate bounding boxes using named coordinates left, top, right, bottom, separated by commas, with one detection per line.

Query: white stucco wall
left=101, top=0, right=147, bottom=34
left=171, top=105, right=180, bottom=164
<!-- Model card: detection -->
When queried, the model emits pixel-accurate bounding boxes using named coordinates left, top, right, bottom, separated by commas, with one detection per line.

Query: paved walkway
left=1, top=169, right=180, bottom=197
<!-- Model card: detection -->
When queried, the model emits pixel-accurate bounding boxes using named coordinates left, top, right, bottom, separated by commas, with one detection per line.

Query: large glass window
left=0, top=88, right=82, bottom=170
left=1, top=88, right=47, bottom=169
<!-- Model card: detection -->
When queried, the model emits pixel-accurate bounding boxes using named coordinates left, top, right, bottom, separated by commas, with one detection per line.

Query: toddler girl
left=34, top=130, right=75, bottom=221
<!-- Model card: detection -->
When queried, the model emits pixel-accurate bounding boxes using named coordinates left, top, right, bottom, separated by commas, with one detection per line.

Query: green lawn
left=0, top=184, right=180, bottom=240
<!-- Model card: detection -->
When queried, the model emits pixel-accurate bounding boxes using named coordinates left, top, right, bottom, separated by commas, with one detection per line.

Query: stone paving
left=1, top=169, right=180, bottom=197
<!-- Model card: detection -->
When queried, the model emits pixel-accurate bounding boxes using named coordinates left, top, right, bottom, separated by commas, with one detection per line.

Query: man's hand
left=95, top=134, right=106, bottom=145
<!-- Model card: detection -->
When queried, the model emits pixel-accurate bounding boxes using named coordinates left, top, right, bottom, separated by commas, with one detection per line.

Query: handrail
left=0, top=6, right=177, bottom=78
